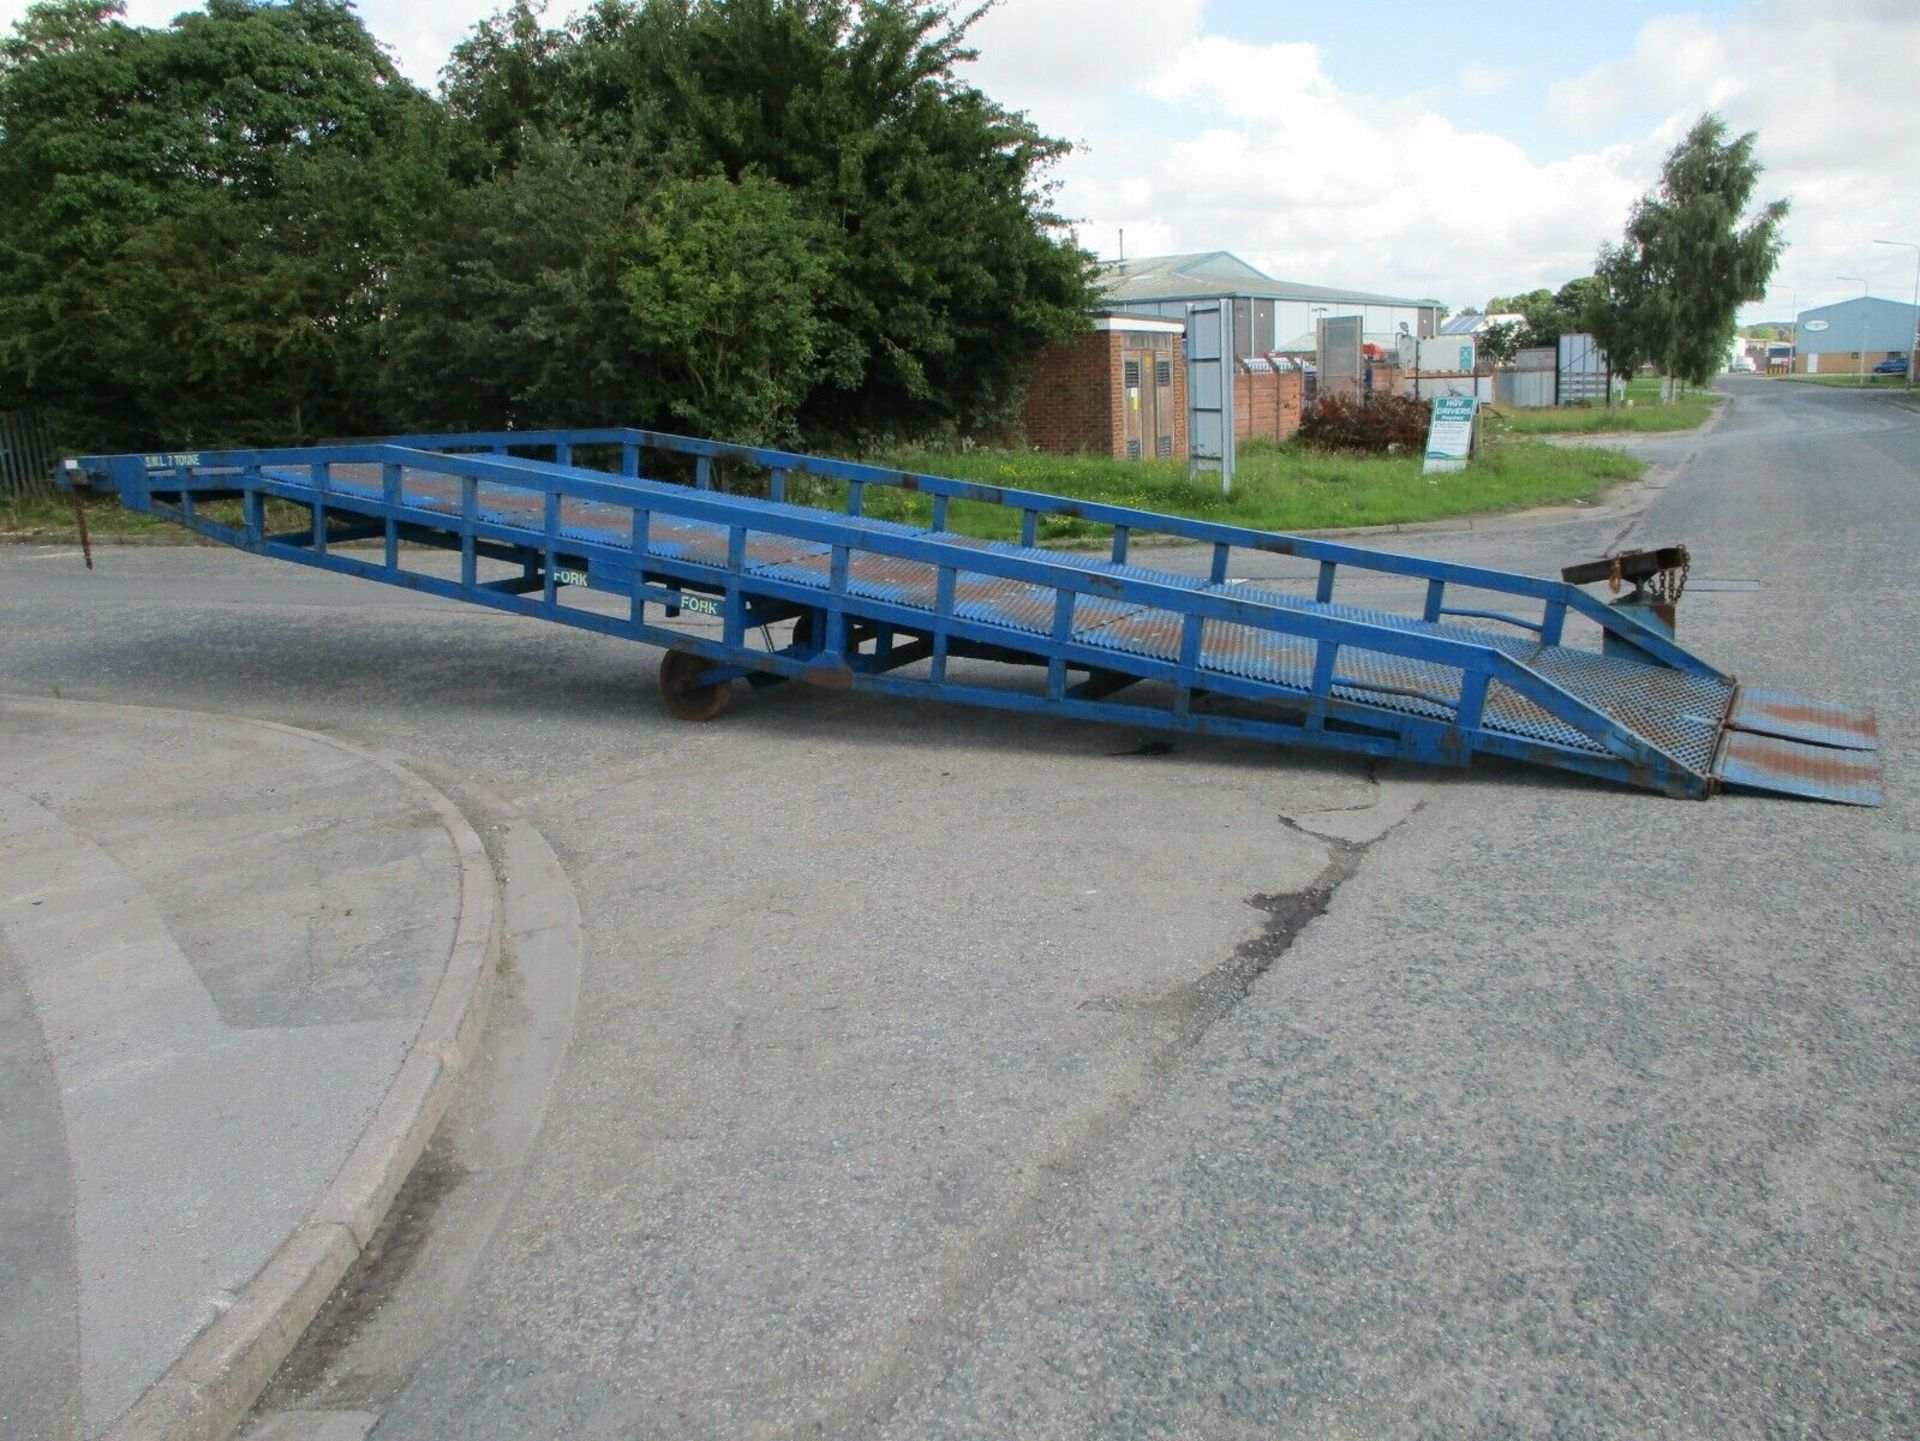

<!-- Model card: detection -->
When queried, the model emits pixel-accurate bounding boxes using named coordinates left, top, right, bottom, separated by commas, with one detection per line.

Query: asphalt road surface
left=2, top=378, right=1913, bottom=1438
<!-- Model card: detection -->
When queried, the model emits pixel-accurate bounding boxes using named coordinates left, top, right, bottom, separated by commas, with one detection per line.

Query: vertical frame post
left=1186, top=300, right=1236, bottom=495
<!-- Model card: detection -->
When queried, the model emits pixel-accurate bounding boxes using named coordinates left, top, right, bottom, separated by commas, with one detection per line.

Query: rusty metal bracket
left=68, top=484, right=94, bottom=570
left=1561, top=545, right=1690, bottom=593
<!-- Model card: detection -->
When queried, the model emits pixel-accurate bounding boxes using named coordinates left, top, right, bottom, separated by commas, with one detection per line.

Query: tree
left=1554, top=276, right=1606, bottom=331
left=0, top=0, right=1095, bottom=451
left=1478, top=321, right=1522, bottom=366
left=620, top=172, right=831, bottom=444
left=1588, top=113, right=1788, bottom=395
left=379, top=138, right=657, bottom=433
left=429, top=0, right=1097, bottom=441
left=0, top=0, right=444, bottom=449
left=1589, top=240, right=1656, bottom=393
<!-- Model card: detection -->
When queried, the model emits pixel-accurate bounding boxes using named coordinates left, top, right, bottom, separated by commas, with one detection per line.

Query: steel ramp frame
left=68, top=431, right=1880, bottom=803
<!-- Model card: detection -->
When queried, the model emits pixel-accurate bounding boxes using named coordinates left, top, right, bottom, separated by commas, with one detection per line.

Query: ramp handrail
left=375, top=426, right=1720, bottom=678
left=75, top=443, right=1688, bottom=774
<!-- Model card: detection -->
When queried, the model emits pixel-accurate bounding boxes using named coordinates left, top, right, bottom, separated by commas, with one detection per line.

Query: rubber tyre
left=659, top=648, right=732, bottom=722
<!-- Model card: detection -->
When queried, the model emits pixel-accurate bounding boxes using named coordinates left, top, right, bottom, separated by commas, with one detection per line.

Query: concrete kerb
left=70, top=702, right=505, bottom=1441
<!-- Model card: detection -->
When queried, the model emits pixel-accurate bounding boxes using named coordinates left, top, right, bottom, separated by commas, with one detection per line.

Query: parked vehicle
left=1871, top=356, right=1909, bottom=375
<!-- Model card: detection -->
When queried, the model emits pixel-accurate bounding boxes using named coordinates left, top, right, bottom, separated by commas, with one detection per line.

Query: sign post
left=1422, top=394, right=1476, bottom=475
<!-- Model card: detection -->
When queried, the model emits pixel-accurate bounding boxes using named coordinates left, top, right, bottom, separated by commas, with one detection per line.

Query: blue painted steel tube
left=67, top=440, right=1723, bottom=797
left=119, top=444, right=1552, bottom=683
left=376, top=426, right=1722, bottom=677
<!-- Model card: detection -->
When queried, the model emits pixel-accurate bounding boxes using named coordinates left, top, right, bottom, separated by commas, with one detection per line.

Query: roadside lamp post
left=1873, top=239, right=1919, bottom=393
left=1837, top=276, right=1868, bottom=386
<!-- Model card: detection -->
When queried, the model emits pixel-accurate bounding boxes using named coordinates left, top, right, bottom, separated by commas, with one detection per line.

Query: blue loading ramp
left=64, top=429, right=1882, bottom=805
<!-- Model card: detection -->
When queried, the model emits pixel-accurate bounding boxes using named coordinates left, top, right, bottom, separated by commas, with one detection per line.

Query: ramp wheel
left=660, top=648, right=732, bottom=722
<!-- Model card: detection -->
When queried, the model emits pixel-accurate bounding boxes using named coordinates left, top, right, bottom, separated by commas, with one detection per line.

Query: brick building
left=1020, top=316, right=1188, bottom=459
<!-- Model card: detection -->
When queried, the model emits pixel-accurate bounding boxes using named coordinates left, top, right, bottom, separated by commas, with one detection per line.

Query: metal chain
left=1648, top=552, right=1690, bottom=604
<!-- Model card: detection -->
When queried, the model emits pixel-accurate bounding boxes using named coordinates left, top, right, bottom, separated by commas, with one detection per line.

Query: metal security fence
left=1, top=411, right=60, bottom=499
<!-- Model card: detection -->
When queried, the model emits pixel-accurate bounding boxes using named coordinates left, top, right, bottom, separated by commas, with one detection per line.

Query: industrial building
left=1791, top=295, right=1918, bottom=374
left=1098, top=252, right=1442, bottom=359
left=1018, top=251, right=1440, bottom=460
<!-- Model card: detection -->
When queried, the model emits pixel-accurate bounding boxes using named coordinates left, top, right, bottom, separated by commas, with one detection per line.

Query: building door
left=1123, top=349, right=1148, bottom=459
left=1151, top=351, right=1174, bottom=457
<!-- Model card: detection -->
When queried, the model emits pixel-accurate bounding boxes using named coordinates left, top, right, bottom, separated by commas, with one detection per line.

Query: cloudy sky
left=7, top=0, right=1916, bottom=320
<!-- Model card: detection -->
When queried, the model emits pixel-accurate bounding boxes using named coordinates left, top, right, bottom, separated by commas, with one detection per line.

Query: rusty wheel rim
left=659, top=649, right=731, bottom=722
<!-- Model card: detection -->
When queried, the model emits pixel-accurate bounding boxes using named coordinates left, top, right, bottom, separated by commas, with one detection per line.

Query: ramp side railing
left=384, top=427, right=1720, bottom=678
left=68, top=444, right=1713, bottom=795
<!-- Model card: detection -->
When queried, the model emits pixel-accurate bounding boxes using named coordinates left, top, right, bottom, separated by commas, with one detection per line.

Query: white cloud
left=6, top=1, right=1915, bottom=317
left=967, top=2, right=1920, bottom=316
left=0, top=0, right=495, bottom=83
left=975, top=19, right=1647, bottom=306
left=1458, top=62, right=1514, bottom=96
left=961, top=0, right=1206, bottom=139
left=1546, top=15, right=1731, bottom=133
left=1546, top=2, right=1920, bottom=314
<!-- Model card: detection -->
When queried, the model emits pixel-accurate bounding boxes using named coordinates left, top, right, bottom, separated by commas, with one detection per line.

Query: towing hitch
left=1563, top=545, right=1689, bottom=648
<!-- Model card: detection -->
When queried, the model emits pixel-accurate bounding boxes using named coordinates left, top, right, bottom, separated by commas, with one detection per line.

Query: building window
left=1127, top=439, right=1142, bottom=459
left=1155, top=359, right=1172, bottom=387
left=1123, top=359, right=1141, bottom=387
left=1156, top=435, right=1173, bottom=458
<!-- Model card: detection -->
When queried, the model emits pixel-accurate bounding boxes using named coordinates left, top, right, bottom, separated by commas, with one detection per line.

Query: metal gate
left=0, top=411, right=58, bottom=499
left=1557, top=334, right=1611, bottom=405
left=1317, top=316, right=1364, bottom=398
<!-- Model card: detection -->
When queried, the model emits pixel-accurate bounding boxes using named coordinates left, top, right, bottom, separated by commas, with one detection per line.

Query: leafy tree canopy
left=0, top=0, right=446, bottom=448
left=619, top=170, right=831, bottom=444
left=401, top=0, right=1097, bottom=443
left=0, top=0, right=1096, bottom=453
left=1477, top=320, right=1521, bottom=366
left=1592, top=113, right=1788, bottom=388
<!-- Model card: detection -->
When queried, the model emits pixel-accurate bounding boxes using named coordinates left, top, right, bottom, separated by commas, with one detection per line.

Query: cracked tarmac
left=0, top=378, right=1912, bottom=1438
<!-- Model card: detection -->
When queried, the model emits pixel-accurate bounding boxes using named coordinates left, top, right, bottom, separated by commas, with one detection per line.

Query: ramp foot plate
left=1715, top=731, right=1884, bottom=807
left=1728, top=687, right=1878, bottom=751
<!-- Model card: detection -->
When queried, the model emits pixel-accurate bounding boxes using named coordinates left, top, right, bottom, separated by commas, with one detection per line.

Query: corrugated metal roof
left=1098, top=251, right=1434, bottom=309
left=1794, top=295, right=1919, bottom=353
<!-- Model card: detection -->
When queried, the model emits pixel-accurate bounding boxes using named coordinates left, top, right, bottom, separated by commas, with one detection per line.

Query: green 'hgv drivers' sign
left=1423, top=394, right=1476, bottom=476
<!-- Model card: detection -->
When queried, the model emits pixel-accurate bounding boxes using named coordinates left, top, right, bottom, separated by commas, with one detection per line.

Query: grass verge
left=2, top=491, right=307, bottom=540
left=1488, top=377, right=1719, bottom=435
left=856, top=436, right=1642, bottom=544
left=6, top=437, right=1643, bottom=550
